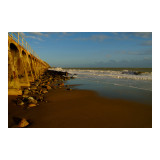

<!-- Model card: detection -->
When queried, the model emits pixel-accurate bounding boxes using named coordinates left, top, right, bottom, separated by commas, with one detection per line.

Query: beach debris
left=18, top=118, right=29, bottom=128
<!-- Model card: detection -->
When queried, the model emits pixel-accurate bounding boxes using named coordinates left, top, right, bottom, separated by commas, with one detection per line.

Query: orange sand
left=8, top=88, right=152, bottom=128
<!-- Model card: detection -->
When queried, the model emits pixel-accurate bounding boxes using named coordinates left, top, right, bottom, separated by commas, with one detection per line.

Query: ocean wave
left=65, top=69, right=152, bottom=81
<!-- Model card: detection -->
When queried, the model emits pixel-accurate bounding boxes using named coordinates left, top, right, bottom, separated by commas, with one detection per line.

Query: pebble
left=28, top=103, right=36, bottom=108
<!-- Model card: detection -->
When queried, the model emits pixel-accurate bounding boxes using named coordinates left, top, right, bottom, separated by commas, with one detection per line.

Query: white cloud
left=75, top=34, right=110, bottom=41
left=127, top=49, right=152, bottom=55
left=111, top=32, right=152, bottom=40
left=28, top=32, right=49, bottom=37
left=25, top=35, right=43, bottom=41
left=19, top=32, right=46, bottom=41
left=132, top=32, right=152, bottom=38
left=140, top=40, right=152, bottom=46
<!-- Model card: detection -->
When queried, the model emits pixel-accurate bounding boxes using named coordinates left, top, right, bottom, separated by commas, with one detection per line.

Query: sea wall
left=8, top=36, right=50, bottom=95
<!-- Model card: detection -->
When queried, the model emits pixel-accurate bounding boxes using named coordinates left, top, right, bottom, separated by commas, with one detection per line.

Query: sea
left=52, top=68, right=152, bottom=105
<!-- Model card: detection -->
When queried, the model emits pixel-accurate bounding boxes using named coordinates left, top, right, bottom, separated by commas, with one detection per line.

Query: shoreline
left=8, top=85, right=152, bottom=128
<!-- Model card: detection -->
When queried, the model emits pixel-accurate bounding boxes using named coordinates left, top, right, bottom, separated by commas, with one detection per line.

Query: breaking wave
left=64, top=69, right=152, bottom=81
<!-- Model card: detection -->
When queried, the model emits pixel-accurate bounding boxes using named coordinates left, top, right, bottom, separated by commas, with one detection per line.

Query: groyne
left=8, top=33, right=50, bottom=95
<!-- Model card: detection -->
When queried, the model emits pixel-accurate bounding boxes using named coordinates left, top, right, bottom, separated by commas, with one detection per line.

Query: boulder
left=28, top=97, right=37, bottom=104
left=18, top=118, right=29, bottom=127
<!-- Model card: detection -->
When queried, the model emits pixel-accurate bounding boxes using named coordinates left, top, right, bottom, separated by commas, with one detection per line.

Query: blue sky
left=20, top=32, right=152, bottom=68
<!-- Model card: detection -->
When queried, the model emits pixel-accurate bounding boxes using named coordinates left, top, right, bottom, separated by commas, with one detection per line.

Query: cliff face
left=8, top=35, right=50, bottom=95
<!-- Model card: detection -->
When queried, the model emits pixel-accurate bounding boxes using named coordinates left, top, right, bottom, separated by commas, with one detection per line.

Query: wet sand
left=8, top=88, right=152, bottom=128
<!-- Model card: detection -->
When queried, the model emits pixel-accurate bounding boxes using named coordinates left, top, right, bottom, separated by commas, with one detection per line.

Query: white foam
left=65, top=69, right=152, bottom=81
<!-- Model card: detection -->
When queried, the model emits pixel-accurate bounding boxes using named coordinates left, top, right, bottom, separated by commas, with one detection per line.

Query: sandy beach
left=8, top=87, right=152, bottom=128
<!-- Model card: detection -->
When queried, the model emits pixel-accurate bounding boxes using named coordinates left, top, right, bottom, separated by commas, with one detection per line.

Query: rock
left=22, top=94, right=29, bottom=98
left=17, top=99, right=24, bottom=106
left=58, top=83, right=64, bottom=87
left=46, top=85, right=52, bottom=90
left=66, top=88, right=72, bottom=91
left=30, top=86, right=37, bottom=90
left=28, top=97, right=37, bottom=104
left=42, top=88, right=48, bottom=94
left=34, top=81, right=40, bottom=86
left=33, top=94, right=44, bottom=102
left=28, top=103, right=36, bottom=108
left=18, top=118, right=29, bottom=127
left=23, top=89, right=30, bottom=95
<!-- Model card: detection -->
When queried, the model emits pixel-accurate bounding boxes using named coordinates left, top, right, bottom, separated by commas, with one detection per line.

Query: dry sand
left=8, top=88, right=152, bottom=128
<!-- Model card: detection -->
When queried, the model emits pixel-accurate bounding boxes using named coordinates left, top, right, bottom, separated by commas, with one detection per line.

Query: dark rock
left=66, top=88, right=72, bottom=91
left=28, top=97, right=37, bottom=104
left=23, top=89, right=30, bottom=95
left=18, top=118, right=29, bottom=127
left=30, top=86, right=37, bottom=90
left=17, top=99, right=24, bottom=106
left=42, top=88, right=48, bottom=94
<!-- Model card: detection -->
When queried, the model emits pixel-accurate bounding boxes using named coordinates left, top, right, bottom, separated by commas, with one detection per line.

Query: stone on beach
left=17, top=99, right=24, bottom=106
left=22, top=94, right=29, bottom=98
left=58, top=83, right=64, bottom=87
left=23, top=89, right=30, bottom=95
left=18, top=118, right=29, bottom=128
left=28, top=97, right=37, bottom=104
left=28, top=103, right=37, bottom=108
left=10, top=70, right=71, bottom=127
left=30, top=86, right=37, bottom=90
left=42, top=88, right=48, bottom=94
left=66, top=88, right=72, bottom=91
left=46, top=85, right=52, bottom=90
